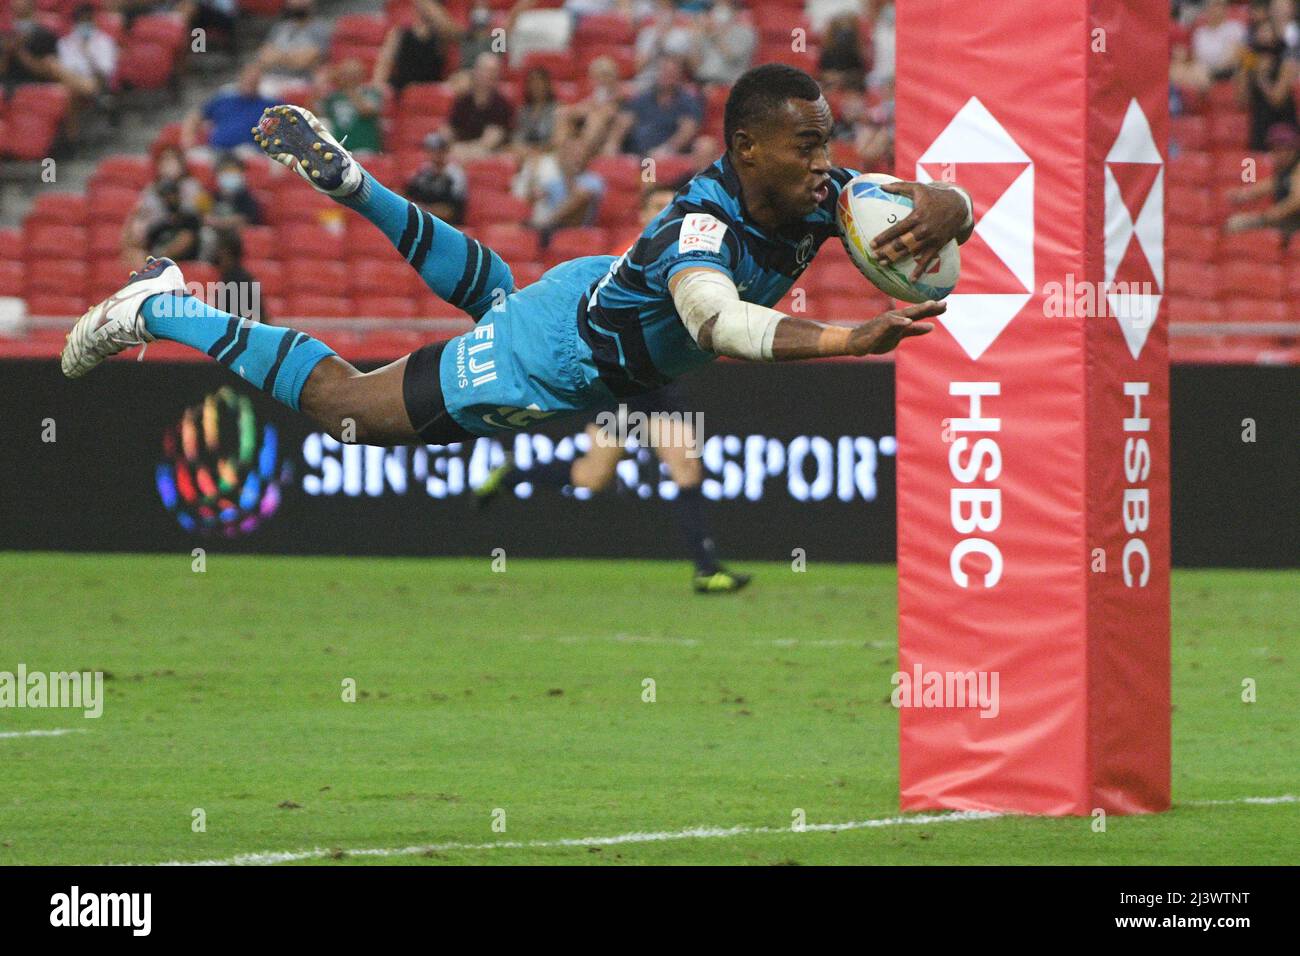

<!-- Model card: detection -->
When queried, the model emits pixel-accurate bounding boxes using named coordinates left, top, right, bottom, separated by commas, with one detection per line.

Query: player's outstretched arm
left=669, top=267, right=941, bottom=361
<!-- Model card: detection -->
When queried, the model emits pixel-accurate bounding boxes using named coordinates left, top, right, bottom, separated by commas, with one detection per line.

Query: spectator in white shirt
left=1192, top=0, right=1247, bottom=80
left=57, top=4, right=117, bottom=98
left=690, top=0, right=756, bottom=85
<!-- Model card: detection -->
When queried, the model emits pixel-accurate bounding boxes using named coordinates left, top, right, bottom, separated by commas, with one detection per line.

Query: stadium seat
left=3, top=112, right=63, bottom=161
left=0, top=229, right=21, bottom=262
left=244, top=259, right=284, bottom=298
left=465, top=191, right=530, bottom=227
left=1230, top=300, right=1289, bottom=324
left=349, top=259, right=421, bottom=297
left=89, top=259, right=131, bottom=299
left=399, top=83, right=456, bottom=117
left=30, top=193, right=88, bottom=226
left=288, top=295, right=353, bottom=318
left=1167, top=150, right=1213, bottom=187
left=24, top=294, right=86, bottom=316
left=117, top=40, right=176, bottom=90
left=343, top=224, right=400, bottom=261
left=1204, top=81, right=1240, bottom=114
left=240, top=226, right=278, bottom=261
left=1170, top=115, right=1209, bottom=151
left=573, top=13, right=635, bottom=45
left=595, top=190, right=641, bottom=229
left=24, top=224, right=87, bottom=260
left=87, top=186, right=139, bottom=224
left=510, top=261, right=546, bottom=288
left=1164, top=297, right=1218, bottom=325
left=588, top=155, right=641, bottom=187
left=0, top=260, right=24, bottom=297
left=1207, top=112, right=1250, bottom=150
left=463, top=156, right=518, bottom=193
left=1166, top=260, right=1219, bottom=299
left=1219, top=261, right=1286, bottom=299
left=11, top=83, right=70, bottom=122
left=478, top=224, right=542, bottom=264
left=93, top=154, right=153, bottom=190
left=286, top=259, right=350, bottom=297
left=276, top=224, right=345, bottom=260
left=89, top=224, right=126, bottom=260
left=237, top=0, right=285, bottom=14
left=1166, top=223, right=1219, bottom=262
left=1166, top=186, right=1219, bottom=226
left=333, top=13, right=388, bottom=46
left=352, top=295, right=419, bottom=317
left=544, top=227, right=608, bottom=266
left=1219, top=229, right=1285, bottom=263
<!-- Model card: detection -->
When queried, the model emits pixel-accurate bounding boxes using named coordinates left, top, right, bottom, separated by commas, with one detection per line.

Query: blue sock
left=341, top=169, right=515, bottom=320
left=142, top=294, right=335, bottom=411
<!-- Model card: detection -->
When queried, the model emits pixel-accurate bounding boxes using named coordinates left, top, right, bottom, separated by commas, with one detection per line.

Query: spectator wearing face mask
left=1, top=0, right=61, bottom=92
left=144, top=179, right=203, bottom=262
left=57, top=5, right=118, bottom=99
left=201, top=154, right=262, bottom=261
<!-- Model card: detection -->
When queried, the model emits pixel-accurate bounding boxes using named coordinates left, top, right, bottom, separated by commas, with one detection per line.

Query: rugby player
left=62, top=65, right=973, bottom=470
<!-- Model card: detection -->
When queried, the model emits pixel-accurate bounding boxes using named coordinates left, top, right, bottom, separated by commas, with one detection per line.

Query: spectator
left=514, top=66, right=559, bottom=151
left=819, top=13, right=868, bottom=92
left=144, top=179, right=203, bottom=262
left=200, top=153, right=262, bottom=260
left=459, top=4, right=498, bottom=71
left=320, top=58, right=384, bottom=154
left=125, top=145, right=208, bottom=252
left=1171, top=23, right=1213, bottom=95
left=446, top=53, right=514, bottom=160
left=373, top=0, right=459, bottom=92
left=406, top=132, right=469, bottom=224
left=514, top=137, right=605, bottom=238
left=1226, top=121, right=1300, bottom=239
left=254, top=0, right=331, bottom=98
left=1193, top=0, right=1248, bottom=80
left=633, top=0, right=695, bottom=90
left=57, top=4, right=118, bottom=99
left=1, top=0, right=60, bottom=91
left=209, top=230, right=266, bottom=323
left=176, top=0, right=238, bottom=51
left=1271, top=0, right=1300, bottom=53
left=866, top=0, right=895, bottom=92
left=557, top=55, right=629, bottom=159
left=619, top=57, right=702, bottom=157
left=1242, top=16, right=1299, bottom=149
left=182, top=63, right=277, bottom=160
left=691, top=0, right=756, bottom=86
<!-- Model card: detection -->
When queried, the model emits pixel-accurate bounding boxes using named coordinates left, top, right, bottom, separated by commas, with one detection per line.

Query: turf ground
left=0, top=553, right=1294, bottom=865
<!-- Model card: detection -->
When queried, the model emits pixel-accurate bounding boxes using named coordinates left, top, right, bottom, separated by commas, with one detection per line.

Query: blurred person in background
left=182, top=63, right=276, bottom=160
left=124, top=145, right=208, bottom=253
left=446, top=52, right=515, bottom=160
left=557, top=55, right=629, bottom=159
left=56, top=3, right=119, bottom=136
left=320, top=58, right=384, bottom=155
left=865, top=0, right=894, bottom=92
left=209, top=229, right=268, bottom=323
left=665, top=134, right=719, bottom=190
left=633, top=0, right=695, bottom=90
left=1225, top=121, right=1300, bottom=240
left=690, top=0, right=756, bottom=85
left=1241, top=15, right=1299, bottom=149
left=1, top=0, right=61, bottom=92
left=513, top=66, right=560, bottom=152
left=458, top=3, right=498, bottom=73
left=200, top=153, right=262, bottom=259
left=254, top=0, right=331, bottom=98
left=1270, top=0, right=1299, bottom=52
left=143, top=179, right=203, bottom=262
left=513, top=137, right=605, bottom=240
left=1193, top=0, right=1248, bottom=81
left=406, top=132, right=468, bottom=225
left=619, top=56, right=702, bottom=157
left=373, top=0, right=457, bottom=91
left=818, top=13, right=868, bottom=92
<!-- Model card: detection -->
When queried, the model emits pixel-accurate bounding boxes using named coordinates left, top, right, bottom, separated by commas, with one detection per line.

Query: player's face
left=753, top=96, right=834, bottom=222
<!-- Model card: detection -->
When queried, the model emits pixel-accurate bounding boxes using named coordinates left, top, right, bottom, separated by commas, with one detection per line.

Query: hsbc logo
left=1104, top=99, right=1164, bottom=359
left=916, top=97, right=1034, bottom=361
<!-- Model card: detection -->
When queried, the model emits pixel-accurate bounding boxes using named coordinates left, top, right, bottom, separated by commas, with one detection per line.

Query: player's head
left=724, top=64, right=833, bottom=223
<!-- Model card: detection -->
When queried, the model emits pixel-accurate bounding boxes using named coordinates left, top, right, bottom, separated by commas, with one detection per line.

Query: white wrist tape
left=931, top=182, right=974, bottom=231
left=671, top=268, right=784, bottom=361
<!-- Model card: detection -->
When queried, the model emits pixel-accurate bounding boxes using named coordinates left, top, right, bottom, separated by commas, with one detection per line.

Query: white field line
left=0, top=728, right=87, bottom=739
left=155, top=794, right=1297, bottom=867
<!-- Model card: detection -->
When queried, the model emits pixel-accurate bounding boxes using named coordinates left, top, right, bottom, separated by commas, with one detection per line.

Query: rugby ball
left=836, top=172, right=960, bottom=303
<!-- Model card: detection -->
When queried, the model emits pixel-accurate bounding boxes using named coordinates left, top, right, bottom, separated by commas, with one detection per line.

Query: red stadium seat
left=243, top=259, right=284, bottom=298
left=24, top=224, right=87, bottom=259
left=1166, top=260, right=1219, bottom=299
left=239, top=226, right=278, bottom=261
left=89, top=224, right=127, bottom=260
left=510, top=261, right=546, bottom=288
left=349, top=259, right=421, bottom=297
left=1219, top=261, right=1286, bottom=299
left=29, top=193, right=88, bottom=226
left=93, top=154, right=153, bottom=190
left=0, top=260, right=23, bottom=296
left=24, top=294, right=86, bottom=316
left=1165, top=224, right=1219, bottom=262
left=276, top=224, right=345, bottom=260
left=1219, top=229, right=1285, bottom=263
left=333, top=13, right=388, bottom=46
left=1208, top=111, right=1250, bottom=150
left=0, top=229, right=21, bottom=261
left=465, top=191, right=530, bottom=227
left=544, top=227, right=608, bottom=266
left=588, top=155, right=641, bottom=187
left=1166, top=186, right=1219, bottom=226
left=1204, top=80, right=1240, bottom=114
left=1167, top=150, right=1213, bottom=187
left=130, top=12, right=187, bottom=49
left=3, top=114, right=62, bottom=161
left=286, top=259, right=349, bottom=297
left=1164, top=297, right=1219, bottom=324
left=89, top=258, right=131, bottom=298
left=238, top=0, right=285, bottom=14
left=480, top=224, right=541, bottom=263
left=400, top=83, right=456, bottom=117
left=117, top=40, right=177, bottom=90
left=287, top=295, right=352, bottom=318
left=352, top=295, right=419, bottom=318
left=1170, top=115, right=1209, bottom=152
left=343, top=224, right=400, bottom=260
left=87, top=186, right=139, bottom=224
left=595, top=189, right=640, bottom=229
left=28, top=259, right=87, bottom=297
left=10, top=83, right=70, bottom=121
left=1229, top=300, right=1289, bottom=324
left=463, top=155, right=518, bottom=190
left=574, top=13, right=635, bottom=46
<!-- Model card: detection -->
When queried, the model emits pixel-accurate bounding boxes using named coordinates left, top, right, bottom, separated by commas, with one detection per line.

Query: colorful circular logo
left=155, top=387, right=290, bottom=536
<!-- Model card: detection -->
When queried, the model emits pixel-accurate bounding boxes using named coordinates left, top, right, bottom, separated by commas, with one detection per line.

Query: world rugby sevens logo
left=155, top=387, right=290, bottom=536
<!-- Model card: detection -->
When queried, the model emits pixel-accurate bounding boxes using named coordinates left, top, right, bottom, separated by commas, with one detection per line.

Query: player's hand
left=869, top=182, right=971, bottom=280
left=847, top=301, right=944, bottom=356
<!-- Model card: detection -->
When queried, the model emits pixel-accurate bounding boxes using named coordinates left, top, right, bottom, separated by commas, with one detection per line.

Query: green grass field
left=0, top=553, right=1294, bottom=865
